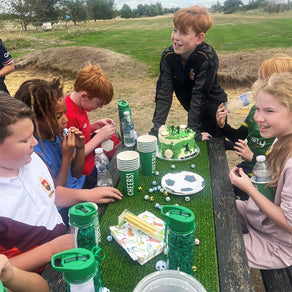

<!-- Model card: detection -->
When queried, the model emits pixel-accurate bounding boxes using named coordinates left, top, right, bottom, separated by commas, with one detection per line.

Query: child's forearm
left=71, top=147, right=85, bottom=178
left=0, top=63, right=15, bottom=78
left=8, top=235, right=72, bottom=272
left=247, top=188, right=292, bottom=234
left=4, top=267, right=49, bottom=292
left=55, top=155, right=71, bottom=187
left=55, top=186, right=91, bottom=207
left=84, top=135, right=103, bottom=157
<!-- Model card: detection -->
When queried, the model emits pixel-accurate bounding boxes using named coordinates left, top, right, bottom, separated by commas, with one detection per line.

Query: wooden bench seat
left=260, top=266, right=292, bottom=292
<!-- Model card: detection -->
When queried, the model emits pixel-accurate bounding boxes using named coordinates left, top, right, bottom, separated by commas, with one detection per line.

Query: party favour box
left=110, top=211, right=165, bottom=265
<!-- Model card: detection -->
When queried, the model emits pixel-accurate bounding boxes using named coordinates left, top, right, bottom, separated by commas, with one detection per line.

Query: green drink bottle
left=161, top=205, right=196, bottom=275
left=51, top=248, right=105, bottom=292
left=69, top=202, right=101, bottom=250
left=117, top=99, right=132, bottom=141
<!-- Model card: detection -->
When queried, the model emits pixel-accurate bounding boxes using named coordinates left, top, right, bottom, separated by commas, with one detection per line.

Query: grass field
left=2, top=11, right=292, bottom=76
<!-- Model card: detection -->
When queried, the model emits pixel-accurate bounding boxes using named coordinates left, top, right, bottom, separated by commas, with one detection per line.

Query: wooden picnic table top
left=42, top=138, right=254, bottom=291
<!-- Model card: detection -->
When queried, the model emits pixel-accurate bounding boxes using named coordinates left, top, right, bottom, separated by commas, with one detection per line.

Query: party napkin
left=109, top=211, right=165, bottom=265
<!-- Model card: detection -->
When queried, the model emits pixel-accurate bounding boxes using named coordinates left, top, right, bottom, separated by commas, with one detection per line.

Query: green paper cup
left=137, top=135, right=157, bottom=153
left=252, top=181, right=275, bottom=202
left=119, top=168, right=139, bottom=197
left=117, top=151, right=140, bottom=197
left=137, top=135, right=157, bottom=176
left=251, top=176, right=275, bottom=202
left=139, top=150, right=156, bottom=176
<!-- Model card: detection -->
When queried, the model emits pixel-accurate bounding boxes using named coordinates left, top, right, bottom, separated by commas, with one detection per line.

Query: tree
left=120, top=4, right=132, bottom=18
left=9, top=0, right=61, bottom=30
left=87, top=0, right=115, bottom=21
left=210, top=1, right=224, bottom=13
left=10, top=0, right=36, bottom=30
left=62, top=0, right=88, bottom=25
left=223, top=0, right=244, bottom=13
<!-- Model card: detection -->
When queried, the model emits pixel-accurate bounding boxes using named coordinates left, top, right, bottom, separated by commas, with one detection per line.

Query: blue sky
left=115, top=0, right=220, bottom=9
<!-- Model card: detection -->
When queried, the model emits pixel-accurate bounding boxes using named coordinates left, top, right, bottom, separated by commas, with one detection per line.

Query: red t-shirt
left=65, top=95, right=95, bottom=175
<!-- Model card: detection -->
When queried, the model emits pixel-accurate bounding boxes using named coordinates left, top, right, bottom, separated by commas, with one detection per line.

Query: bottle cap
left=117, top=99, right=129, bottom=110
left=69, top=202, right=98, bottom=227
left=51, top=248, right=96, bottom=283
left=161, top=205, right=195, bottom=233
left=256, top=155, right=266, bottom=162
left=95, top=148, right=104, bottom=154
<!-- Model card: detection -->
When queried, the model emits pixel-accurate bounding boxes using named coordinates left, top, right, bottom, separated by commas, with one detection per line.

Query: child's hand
left=234, top=139, right=254, bottom=162
left=201, top=132, right=212, bottom=141
left=86, top=187, right=123, bottom=204
left=229, top=167, right=253, bottom=193
left=99, top=118, right=114, bottom=126
left=61, top=130, right=76, bottom=158
left=234, top=139, right=253, bottom=162
left=0, top=254, right=13, bottom=283
left=69, top=127, right=85, bottom=149
left=96, top=124, right=115, bottom=141
left=216, top=103, right=228, bottom=128
left=91, top=119, right=114, bottom=131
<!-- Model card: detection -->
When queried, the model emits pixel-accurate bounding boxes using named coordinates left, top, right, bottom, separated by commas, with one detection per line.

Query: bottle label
left=240, top=93, right=250, bottom=106
left=69, top=278, right=95, bottom=292
left=96, top=163, right=110, bottom=174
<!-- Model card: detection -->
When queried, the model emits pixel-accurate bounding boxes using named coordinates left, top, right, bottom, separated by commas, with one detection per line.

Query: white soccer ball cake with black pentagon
left=161, top=171, right=205, bottom=195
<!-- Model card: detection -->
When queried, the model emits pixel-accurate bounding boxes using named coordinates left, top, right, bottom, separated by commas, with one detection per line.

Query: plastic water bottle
left=224, top=91, right=254, bottom=113
left=94, top=148, right=112, bottom=187
left=122, top=111, right=136, bottom=147
left=253, top=155, right=271, bottom=183
left=117, top=99, right=132, bottom=142
left=252, top=155, right=275, bottom=201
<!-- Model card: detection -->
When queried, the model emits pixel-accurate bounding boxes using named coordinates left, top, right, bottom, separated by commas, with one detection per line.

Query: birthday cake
left=157, top=125, right=199, bottom=160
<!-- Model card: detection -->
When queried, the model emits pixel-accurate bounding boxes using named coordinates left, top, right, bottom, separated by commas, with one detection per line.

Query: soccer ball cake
left=157, top=125, right=199, bottom=160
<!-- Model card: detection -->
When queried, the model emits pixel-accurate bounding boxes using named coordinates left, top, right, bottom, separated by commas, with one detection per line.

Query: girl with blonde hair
left=229, top=72, right=292, bottom=269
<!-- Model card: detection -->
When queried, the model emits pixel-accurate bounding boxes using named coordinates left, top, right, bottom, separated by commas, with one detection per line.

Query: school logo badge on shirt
left=189, top=69, right=195, bottom=80
left=39, top=177, right=54, bottom=198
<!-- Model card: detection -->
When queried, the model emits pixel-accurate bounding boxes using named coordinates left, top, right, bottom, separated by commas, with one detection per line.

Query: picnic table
left=42, top=138, right=254, bottom=291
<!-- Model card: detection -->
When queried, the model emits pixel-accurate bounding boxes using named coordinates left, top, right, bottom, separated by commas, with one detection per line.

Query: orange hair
left=173, top=6, right=212, bottom=35
left=258, top=55, right=292, bottom=80
left=74, top=64, right=113, bottom=105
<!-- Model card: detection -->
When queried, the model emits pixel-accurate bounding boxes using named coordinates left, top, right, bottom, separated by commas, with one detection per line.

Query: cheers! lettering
left=126, top=173, right=134, bottom=196
left=151, top=152, right=156, bottom=174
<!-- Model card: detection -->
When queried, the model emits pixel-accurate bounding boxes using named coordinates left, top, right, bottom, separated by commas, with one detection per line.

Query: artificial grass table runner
left=99, top=141, right=219, bottom=292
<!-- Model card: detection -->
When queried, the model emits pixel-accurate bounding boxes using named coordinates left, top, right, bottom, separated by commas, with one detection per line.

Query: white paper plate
left=161, top=171, right=205, bottom=196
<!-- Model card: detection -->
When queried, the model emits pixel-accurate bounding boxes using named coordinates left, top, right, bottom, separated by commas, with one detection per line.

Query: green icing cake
left=158, top=125, right=199, bottom=160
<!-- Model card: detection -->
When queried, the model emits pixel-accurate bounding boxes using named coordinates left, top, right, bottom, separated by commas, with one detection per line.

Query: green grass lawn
left=3, top=12, right=292, bottom=76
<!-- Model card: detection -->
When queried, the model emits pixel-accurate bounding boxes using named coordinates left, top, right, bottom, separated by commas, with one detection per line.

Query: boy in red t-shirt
left=66, top=65, right=120, bottom=176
